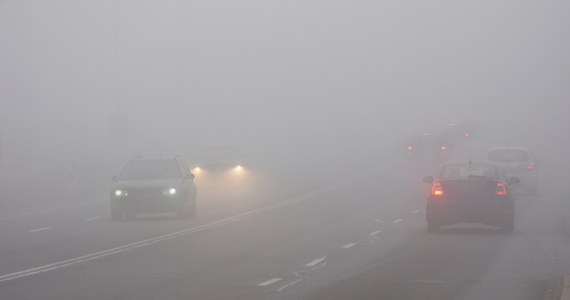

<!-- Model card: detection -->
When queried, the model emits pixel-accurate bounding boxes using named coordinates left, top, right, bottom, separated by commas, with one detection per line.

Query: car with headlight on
left=485, top=147, right=540, bottom=195
left=423, top=161, right=519, bottom=233
left=110, top=156, right=197, bottom=221
left=191, top=146, right=248, bottom=174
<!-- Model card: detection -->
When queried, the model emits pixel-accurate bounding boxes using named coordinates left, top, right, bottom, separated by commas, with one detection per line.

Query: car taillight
left=496, top=182, right=507, bottom=196
left=407, top=146, right=413, bottom=153
left=431, top=182, right=444, bottom=197
left=527, top=162, right=535, bottom=170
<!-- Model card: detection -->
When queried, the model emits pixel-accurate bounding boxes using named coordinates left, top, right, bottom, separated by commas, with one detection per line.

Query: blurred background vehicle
left=485, top=147, right=540, bottom=195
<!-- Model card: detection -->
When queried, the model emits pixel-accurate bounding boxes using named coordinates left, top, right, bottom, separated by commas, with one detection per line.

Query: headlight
left=234, top=165, right=243, bottom=172
left=114, top=189, right=127, bottom=197
left=162, top=188, right=177, bottom=196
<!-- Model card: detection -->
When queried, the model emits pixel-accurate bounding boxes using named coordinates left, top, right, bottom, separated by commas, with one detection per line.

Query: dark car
left=110, top=157, right=197, bottom=221
left=485, top=147, right=540, bottom=195
left=423, top=162, right=519, bottom=233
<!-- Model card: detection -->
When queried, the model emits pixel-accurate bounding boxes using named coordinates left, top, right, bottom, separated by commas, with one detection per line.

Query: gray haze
left=1, top=1, right=570, bottom=298
left=2, top=1, right=569, bottom=171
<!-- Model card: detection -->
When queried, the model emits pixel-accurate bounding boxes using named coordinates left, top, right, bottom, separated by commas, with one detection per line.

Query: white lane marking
left=0, top=178, right=357, bottom=283
left=305, top=256, right=327, bottom=267
left=258, top=278, right=282, bottom=287
left=369, top=236, right=380, bottom=244
left=374, top=219, right=384, bottom=223
left=412, top=210, right=420, bottom=214
left=84, top=217, right=101, bottom=222
left=28, top=227, right=50, bottom=233
left=400, top=280, right=457, bottom=284
left=369, top=230, right=382, bottom=236
left=342, top=242, right=356, bottom=249
left=278, top=279, right=303, bottom=292
left=393, top=219, right=403, bottom=224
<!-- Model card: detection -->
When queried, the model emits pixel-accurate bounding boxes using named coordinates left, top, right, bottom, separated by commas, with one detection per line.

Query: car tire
left=189, top=201, right=197, bottom=218
left=125, top=211, right=136, bottom=221
left=427, top=222, right=441, bottom=233
left=500, top=220, right=514, bottom=234
left=176, top=203, right=190, bottom=219
left=111, top=211, right=123, bottom=221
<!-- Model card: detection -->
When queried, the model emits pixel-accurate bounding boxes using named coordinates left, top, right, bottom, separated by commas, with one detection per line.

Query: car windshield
left=487, top=150, right=530, bottom=163
left=120, top=160, right=181, bottom=179
left=441, top=164, right=496, bottom=180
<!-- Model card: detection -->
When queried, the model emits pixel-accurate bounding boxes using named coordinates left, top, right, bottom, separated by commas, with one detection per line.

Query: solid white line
left=369, top=230, right=382, bottom=236
left=258, top=278, right=282, bottom=287
left=278, top=279, right=303, bottom=292
left=0, top=177, right=358, bottom=283
left=29, top=227, right=50, bottom=233
left=84, top=217, right=101, bottom=222
left=412, top=210, right=420, bottom=214
left=393, top=219, right=403, bottom=224
left=305, top=256, right=327, bottom=267
left=342, top=243, right=356, bottom=249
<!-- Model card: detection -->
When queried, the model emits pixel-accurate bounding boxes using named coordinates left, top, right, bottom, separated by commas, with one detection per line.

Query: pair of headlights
left=113, top=188, right=177, bottom=197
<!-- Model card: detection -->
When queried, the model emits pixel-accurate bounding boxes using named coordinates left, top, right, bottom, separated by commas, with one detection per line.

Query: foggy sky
left=1, top=0, right=569, bottom=175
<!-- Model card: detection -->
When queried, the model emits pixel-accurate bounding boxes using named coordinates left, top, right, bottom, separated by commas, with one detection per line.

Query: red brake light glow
left=431, top=182, right=444, bottom=197
left=407, top=146, right=413, bottom=151
left=527, top=162, right=535, bottom=170
left=496, top=182, right=507, bottom=196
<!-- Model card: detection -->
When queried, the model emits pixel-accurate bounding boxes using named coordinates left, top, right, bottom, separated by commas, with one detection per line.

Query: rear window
left=441, top=164, right=497, bottom=180
left=487, top=150, right=530, bottom=163
left=120, top=160, right=181, bottom=179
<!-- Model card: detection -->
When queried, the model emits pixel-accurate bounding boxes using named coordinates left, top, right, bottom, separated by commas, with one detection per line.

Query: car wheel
left=500, top=220, right=514, bottom=234
left=111, top=211, right=123, bottom=221
left=176, top=203, right=190, bottom=219
left=427, top=222, right=441, bottom=233
left=189, top=201, right=197, bottom=218
left=125, top=211, right=136, bottom=221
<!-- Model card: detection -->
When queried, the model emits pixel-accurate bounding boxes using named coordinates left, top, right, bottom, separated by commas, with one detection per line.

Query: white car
left=485, top=147, right=540, bottom=195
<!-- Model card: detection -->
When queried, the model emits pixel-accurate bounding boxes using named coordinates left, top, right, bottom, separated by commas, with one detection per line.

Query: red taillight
left=527, top=162, right=535, bottom=171
left=496, top=182, right=507, bottom=196
left=407, top=146, right=413, bottom=151
left=431, top=182, right=444, bottom=197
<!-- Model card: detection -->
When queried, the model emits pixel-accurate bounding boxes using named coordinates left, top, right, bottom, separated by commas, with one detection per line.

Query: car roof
left=130, top=156, right=180, bottom=162
left=488, top=146, right=530, bottom=152
left=441, top=161, right=499, bottom=168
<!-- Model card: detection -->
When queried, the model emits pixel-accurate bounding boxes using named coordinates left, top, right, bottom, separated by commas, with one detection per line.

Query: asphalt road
left=1, top=163, right=569, bottom=300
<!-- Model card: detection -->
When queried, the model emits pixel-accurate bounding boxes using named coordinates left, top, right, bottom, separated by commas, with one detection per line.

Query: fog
left=1, top=0, right=569, bottom=202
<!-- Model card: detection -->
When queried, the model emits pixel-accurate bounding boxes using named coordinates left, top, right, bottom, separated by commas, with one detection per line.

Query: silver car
left=485, top=147, right=540, bottom=195
left=110, top=157, right=197, bottom=221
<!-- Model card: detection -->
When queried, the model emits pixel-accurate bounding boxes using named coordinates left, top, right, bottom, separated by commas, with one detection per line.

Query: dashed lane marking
left=278, top=279, right=303, bottom=292
left=369, top=230, right=382, bottom=236
left=28, top=227, right=50, bottom=233
left=342, top=243, right=356, bottom=249
left=258, top=278, right=282, bottom=287
left=393, top=219, right=403, bottom=224
left=412, top=210, right=420, bottom=214
left=305, top=256, right=327, bottom=267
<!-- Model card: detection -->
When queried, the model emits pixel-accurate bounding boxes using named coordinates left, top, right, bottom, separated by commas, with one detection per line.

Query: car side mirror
left=509, top=177, right=520, bottom=185
left=188, top=173, right=195, bottom=179
left=111, top=176, right=118, bottom=182
left=423, top=176, right=434, bottom=184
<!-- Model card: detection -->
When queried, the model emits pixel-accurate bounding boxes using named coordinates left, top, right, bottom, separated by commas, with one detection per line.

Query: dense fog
left=1, top=0, right=569, bottom=205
